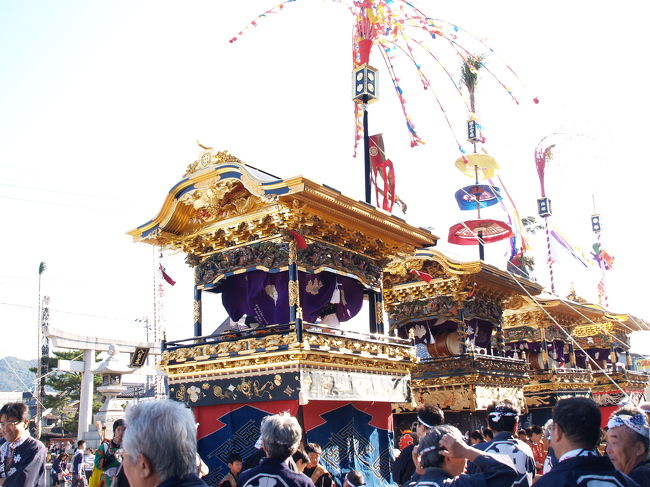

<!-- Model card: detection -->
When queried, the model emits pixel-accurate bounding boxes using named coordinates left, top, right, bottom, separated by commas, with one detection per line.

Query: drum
left=427, top=331, right=462, bottom=357
left=527, top=351, right=545, bottom=370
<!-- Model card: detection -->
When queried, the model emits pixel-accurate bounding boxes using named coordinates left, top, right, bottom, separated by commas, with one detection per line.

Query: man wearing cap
left=469, top=400, right=535, bottom=487
left=607, top=405, right=650, bottom=485
left=536, top=397, right=638, bottom=487
left=392, top=405, right=444, bottom=487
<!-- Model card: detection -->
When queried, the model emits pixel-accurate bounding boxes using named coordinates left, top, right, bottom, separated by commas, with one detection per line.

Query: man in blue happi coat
left=536, top=397, right=639, bottom=487
left=0, top=402, right=46, bottom=487
left=470, top=400, right=535, bottom=487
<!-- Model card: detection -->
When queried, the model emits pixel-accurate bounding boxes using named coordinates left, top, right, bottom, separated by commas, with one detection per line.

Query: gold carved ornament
left=184, top=145, right=244, bottom=178
left=376, top=299, right=384, bottom=326
left=193, top=300, right=201, bottom=322
left=288, top=280, right=300, bottom=307
left=288, top=239, right=297, bottom=264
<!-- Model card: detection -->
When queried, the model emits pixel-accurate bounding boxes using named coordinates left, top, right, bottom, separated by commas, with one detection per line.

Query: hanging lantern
left=537, top=197, right=552, bottom=218
left=454, top=184, right=502, bottom=211
left=448, top=219, right=513, bottom=245
left=591, top=214, right=601, bottom=232
left=467, top=119, right=480, bottom=143
left=352, top=64, right=379, bottom=103
left=454, top=153, right=499, bottom=180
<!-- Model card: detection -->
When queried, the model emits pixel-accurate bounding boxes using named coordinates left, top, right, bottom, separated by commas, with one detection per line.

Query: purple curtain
left=575, top=348, right=611, bottom=368
left=220, top=270, right=364, bottom=325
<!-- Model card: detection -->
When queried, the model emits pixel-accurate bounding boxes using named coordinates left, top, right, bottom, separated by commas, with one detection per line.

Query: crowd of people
left=1, top=397, right=649, bottom=487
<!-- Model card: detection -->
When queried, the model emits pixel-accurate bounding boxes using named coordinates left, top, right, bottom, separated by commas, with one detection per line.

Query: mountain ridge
left=0, top=356, right=36, bottom=392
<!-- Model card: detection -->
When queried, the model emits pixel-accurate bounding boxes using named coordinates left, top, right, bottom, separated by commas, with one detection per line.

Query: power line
left=0, top=194, right=128, bottom=213
left=0, top=301, right=138, bottom=322
left=505, top=268, right=631, bottom=399
left=0, top=182, right=133, bottom=203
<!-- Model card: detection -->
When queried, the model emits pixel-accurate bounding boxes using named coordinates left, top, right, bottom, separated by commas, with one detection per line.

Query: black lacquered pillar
left=193, top=286, right=202, bottom=337
left=368, top=291, right=377, bottom=334
left=494, top=317, right=505, bottom=356
left=568, top=342, right=576, bottom=368
left=288, top=239, right=304, bottom=342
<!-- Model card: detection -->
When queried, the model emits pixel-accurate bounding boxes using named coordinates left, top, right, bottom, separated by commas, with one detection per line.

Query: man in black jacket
left=392, top=405, right=444, bottom=487
left=412, top=425, right=518, bottom=487
left=606, top=405, right=650, bottom=486
left=535, top=397, right=638, bottom=487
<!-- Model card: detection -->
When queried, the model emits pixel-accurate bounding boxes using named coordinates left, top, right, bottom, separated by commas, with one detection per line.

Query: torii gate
left=45, top=325, right=161, bottom=443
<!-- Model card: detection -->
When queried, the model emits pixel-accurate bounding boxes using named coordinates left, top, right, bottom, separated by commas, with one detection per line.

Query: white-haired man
left=237, top=413, right=315, bottom=487
left=121, top=400, right=208, bottom=487
left=606, top=405, right=650, bottom=485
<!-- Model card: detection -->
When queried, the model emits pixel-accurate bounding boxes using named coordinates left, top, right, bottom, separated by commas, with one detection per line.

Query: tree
left=30, top=350, right=103, bottom=435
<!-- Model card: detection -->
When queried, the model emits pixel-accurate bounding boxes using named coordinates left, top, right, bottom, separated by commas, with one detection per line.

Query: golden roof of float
left=127, top=147, right=438, bottom=258
left=502, top=294, right=647, bottom=333
left=383, top=248, right=543, bottom=304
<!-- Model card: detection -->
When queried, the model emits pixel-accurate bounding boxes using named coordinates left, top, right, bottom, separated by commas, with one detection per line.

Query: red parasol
left=448, top=219, right=513, bottom=245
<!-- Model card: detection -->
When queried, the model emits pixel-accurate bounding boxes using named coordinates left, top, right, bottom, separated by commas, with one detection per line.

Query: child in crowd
left=219, top=452, right=243, bottom=487
left=304, top=443, right=334, bottom=487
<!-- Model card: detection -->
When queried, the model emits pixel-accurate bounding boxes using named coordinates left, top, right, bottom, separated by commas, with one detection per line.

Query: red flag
left=369, top=134, right=397, bottom=212
left=159, top=264, right=176, bottom=286
left=410, top=269, right=432, bottom=283
left=290, top=231, right=308, bottom=249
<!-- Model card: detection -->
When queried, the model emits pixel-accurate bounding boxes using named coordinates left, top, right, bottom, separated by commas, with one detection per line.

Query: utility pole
left=36, top=261, right=46, bottom=439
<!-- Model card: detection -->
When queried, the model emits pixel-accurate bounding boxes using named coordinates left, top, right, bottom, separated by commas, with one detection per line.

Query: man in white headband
left=606, top=405, right=650, bottom=485
left=535, top=397, right=637, bottom=487
left=469, top=400, right=535, bottom=487
left=392, top=405, right=444, bottom=487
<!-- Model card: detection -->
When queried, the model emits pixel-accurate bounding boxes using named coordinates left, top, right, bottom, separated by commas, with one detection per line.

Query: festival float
left=127, top=148, right=437, bottom=487
left=384, top=248, right=541, bottom=431
left=572, top=310, right=648, bottom=424
left=123, top=1, right=648, bottom=486
left=502, top=295, right=648, bottom=426
left=502, top=295, right=597, bottom=425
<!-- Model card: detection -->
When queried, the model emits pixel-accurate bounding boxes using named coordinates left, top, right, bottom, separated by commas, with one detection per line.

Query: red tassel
left=159, top=264, right=176, bottom=286
left=410, top=269, right=433, bottom=283
left=290, top=231, right=307, bottom=249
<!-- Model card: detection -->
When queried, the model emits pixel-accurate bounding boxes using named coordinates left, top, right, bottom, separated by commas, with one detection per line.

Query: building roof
left=127, top=149, right=437, bottom=260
